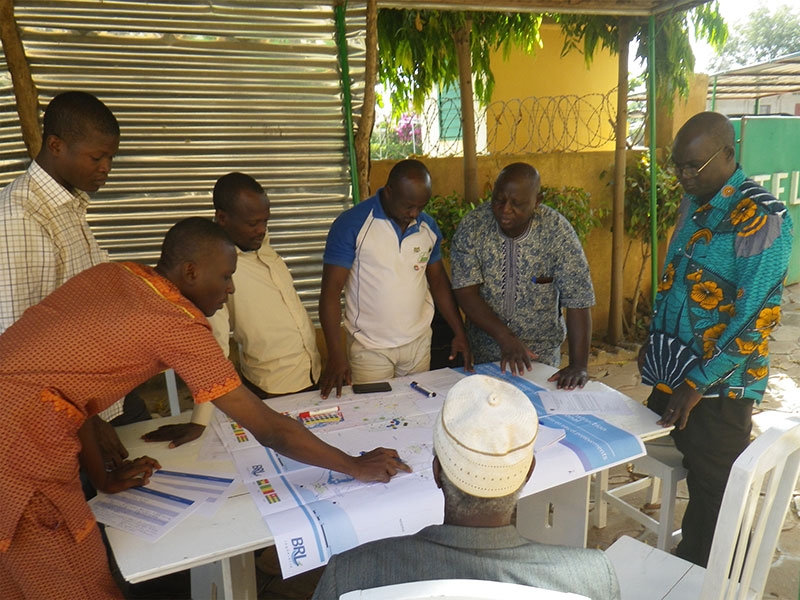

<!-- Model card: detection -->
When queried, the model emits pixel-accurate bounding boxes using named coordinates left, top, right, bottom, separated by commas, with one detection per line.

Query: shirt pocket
left=518, top=257, right=555, bottom=303
left=525, top=279, right=557, bottom=311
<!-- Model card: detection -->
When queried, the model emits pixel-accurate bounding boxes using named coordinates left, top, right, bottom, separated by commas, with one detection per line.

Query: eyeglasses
left=672, top=147, right=724, bottom=178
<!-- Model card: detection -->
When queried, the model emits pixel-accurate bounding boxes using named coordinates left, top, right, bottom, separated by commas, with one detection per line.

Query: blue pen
left=410, top=381, right=437, bottom=398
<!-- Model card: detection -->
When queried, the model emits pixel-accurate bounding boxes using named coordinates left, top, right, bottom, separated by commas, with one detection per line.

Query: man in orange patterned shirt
left=0, top=217, right=409, bottom=599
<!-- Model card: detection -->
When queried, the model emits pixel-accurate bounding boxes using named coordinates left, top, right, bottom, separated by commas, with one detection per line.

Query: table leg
left=516, top=476, right=590, bottom=547
left=190, top=551, right=257, bottom=599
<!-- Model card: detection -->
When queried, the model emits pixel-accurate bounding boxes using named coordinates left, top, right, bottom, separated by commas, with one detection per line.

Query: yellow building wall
left=488, top=23, right=619, bottom=153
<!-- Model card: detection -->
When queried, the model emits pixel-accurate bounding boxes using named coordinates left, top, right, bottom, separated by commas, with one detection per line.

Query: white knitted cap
left=433, top=375, right=539, bottom=498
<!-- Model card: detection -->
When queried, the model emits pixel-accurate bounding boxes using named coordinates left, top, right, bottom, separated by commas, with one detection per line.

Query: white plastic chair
left=606, top=416, right=800, bottom=600
left=593, top=436, right=687, bottom=550
left=339, top=579, right=590, bottom=599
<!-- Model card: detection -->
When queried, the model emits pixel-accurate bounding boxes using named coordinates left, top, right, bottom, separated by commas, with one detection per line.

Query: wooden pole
left=607, top=17, right=631, bottom=345
left=648, top=15, right=658, bottom=305
left=334, top=3, right=360, bottom=204
left=454, top=18, right=478, bottom=205
left=354, top=0, right=377, bottom=201
left=0, top=0, right=40, bottom=158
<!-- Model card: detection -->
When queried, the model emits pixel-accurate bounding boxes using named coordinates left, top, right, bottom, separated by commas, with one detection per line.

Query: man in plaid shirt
left=0, top=91, right=147, bottom=463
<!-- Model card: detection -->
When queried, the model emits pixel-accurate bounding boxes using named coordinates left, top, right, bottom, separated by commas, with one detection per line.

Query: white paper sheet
left=148, top=469, right=238, bottom=517
left=538, top=390, right=634, bottom=416
left=196, top=421, right=232, bottom=462
left=534, top=424, right=567, bottom=452
left=90, top=486, right=201, bottom=542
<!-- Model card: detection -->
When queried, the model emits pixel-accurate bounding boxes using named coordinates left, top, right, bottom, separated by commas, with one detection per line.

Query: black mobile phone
left=352, top=382, right=392, bottom=394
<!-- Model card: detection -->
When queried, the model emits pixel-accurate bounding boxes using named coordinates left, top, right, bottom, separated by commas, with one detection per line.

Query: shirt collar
left=29, top=160, right=90, bottom=209
left=418, top=524, right=532, bottom=550
left=235, top=232, right=277, bottom=261
left=494, top=204, right=536, bottom=241
left=690, top=165, right=746, bottom=210
left=121, top=262, right=206, bottom=322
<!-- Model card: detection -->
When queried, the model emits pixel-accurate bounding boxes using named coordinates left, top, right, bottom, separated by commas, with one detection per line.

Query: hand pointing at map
left=210, top=385, right=412, bottom=484
left=351, top=448, right=412, bottom=483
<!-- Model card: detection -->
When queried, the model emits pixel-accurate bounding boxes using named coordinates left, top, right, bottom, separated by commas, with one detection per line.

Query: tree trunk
left=453, top=19, right=478, bottom=205
left=607, top=17, right=631, bottom=346
left=353, top=0, right=377, bottom=201
left=0, top=0, right=40, bottom=158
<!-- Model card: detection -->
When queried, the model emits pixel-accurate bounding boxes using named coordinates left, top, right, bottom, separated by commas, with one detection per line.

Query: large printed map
left=210, top=366, right=644, bottom=576
left=211, top=369, right=461, bottom=576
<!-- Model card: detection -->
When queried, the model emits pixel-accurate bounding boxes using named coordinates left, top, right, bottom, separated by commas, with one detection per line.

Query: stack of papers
left=90, top=469, right=237, bottom=542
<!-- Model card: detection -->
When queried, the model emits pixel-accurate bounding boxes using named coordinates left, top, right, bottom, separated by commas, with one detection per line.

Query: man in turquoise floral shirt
left=639, top=111, right=793, bottom=567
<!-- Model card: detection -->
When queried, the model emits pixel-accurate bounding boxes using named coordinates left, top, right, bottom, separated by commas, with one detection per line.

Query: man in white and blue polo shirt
left=319, top=160, right=471, bottom=398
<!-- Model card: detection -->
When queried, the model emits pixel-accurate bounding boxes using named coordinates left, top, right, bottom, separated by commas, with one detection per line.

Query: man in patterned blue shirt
left=639, top=111, right=793, bottom=567
left=451, top=162, right=595, bottom=390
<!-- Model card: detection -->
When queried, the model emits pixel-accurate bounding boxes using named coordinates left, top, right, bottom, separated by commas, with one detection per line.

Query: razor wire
left=370, top=88, right=646, bottom=159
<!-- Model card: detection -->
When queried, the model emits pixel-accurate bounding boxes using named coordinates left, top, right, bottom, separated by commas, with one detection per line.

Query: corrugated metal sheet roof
left=707, top=52, right=800, bottom=101
left=0, top=0, right=367, bottom=321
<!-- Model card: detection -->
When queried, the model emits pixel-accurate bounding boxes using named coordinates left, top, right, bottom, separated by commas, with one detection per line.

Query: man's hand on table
left=349, top=448, right=412, bottom=483
left=142, top=423, right=206, bottom=448
left=91, top=415, right=129, bottom=468
left=657, top=382, right=702, bottom=430
left=498, top=333, right=538, bottom=376
left=449, top=333, right=474, bottom=372
left=548, top=364, right=589, bottom=390
left=319, top=354, right=352, bottom=399
left=98, top=456, right=162, bottom=493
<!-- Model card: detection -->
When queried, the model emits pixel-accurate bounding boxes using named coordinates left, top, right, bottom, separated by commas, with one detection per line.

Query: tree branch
left=0, top=0, right=40, bottom=159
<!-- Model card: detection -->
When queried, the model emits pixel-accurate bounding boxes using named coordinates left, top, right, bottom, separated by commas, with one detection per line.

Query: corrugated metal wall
left=0, top=0, right=366, bottom=322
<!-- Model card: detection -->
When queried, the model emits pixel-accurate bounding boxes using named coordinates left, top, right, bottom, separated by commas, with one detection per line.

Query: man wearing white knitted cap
left=312, top=375, right=620, bottom=600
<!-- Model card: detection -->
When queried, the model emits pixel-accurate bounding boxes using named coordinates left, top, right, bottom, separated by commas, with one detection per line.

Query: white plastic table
left=107, top=365, right=668, bottom=600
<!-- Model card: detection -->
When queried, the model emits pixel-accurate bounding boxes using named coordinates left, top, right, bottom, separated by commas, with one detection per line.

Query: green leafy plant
left=425, top=185, right=604, bottom=263
left=624, top=152, right=682, bottom=246
left=554, top=5, right=727, bottom=112
left=424, top=191, right=487, bottom=263
left=606, top=151, right=682, bottom=340
left=541, top=185, right=607, bottom=245
left=377, top=9, right=544, bottom=204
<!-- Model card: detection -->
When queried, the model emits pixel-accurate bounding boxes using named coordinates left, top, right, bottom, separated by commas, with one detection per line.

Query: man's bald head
left=671, top=112, right=737, bottom=204
left=157, top=217, right=234, bottom=272
left=156, top=218, right=237, bottom=317
left=491, top=162, right=542, bottom=238
left=386, top=159, right=431, bottom=188
left=382, top=159, right=432, bottom=231
left=674, top=112, right=735, bottom=152
left=494, top=162, right=540, bottom=193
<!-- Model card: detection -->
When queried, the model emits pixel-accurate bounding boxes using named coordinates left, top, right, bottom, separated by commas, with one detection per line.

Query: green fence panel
left=738, top=116, right=800, bottom=284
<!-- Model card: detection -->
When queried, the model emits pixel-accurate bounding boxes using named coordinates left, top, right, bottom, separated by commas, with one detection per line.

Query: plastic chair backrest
left=701, top=417, right=800, bottom=600
left=339, top=578, right=591, bottom=600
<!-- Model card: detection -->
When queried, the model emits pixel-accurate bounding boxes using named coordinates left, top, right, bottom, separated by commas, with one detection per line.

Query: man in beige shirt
left=145, top=172, right=322, bottom=446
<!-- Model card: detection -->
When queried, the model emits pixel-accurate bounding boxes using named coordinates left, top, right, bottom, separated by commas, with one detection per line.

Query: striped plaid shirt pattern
left=0, top=161, right=122, bottom=420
